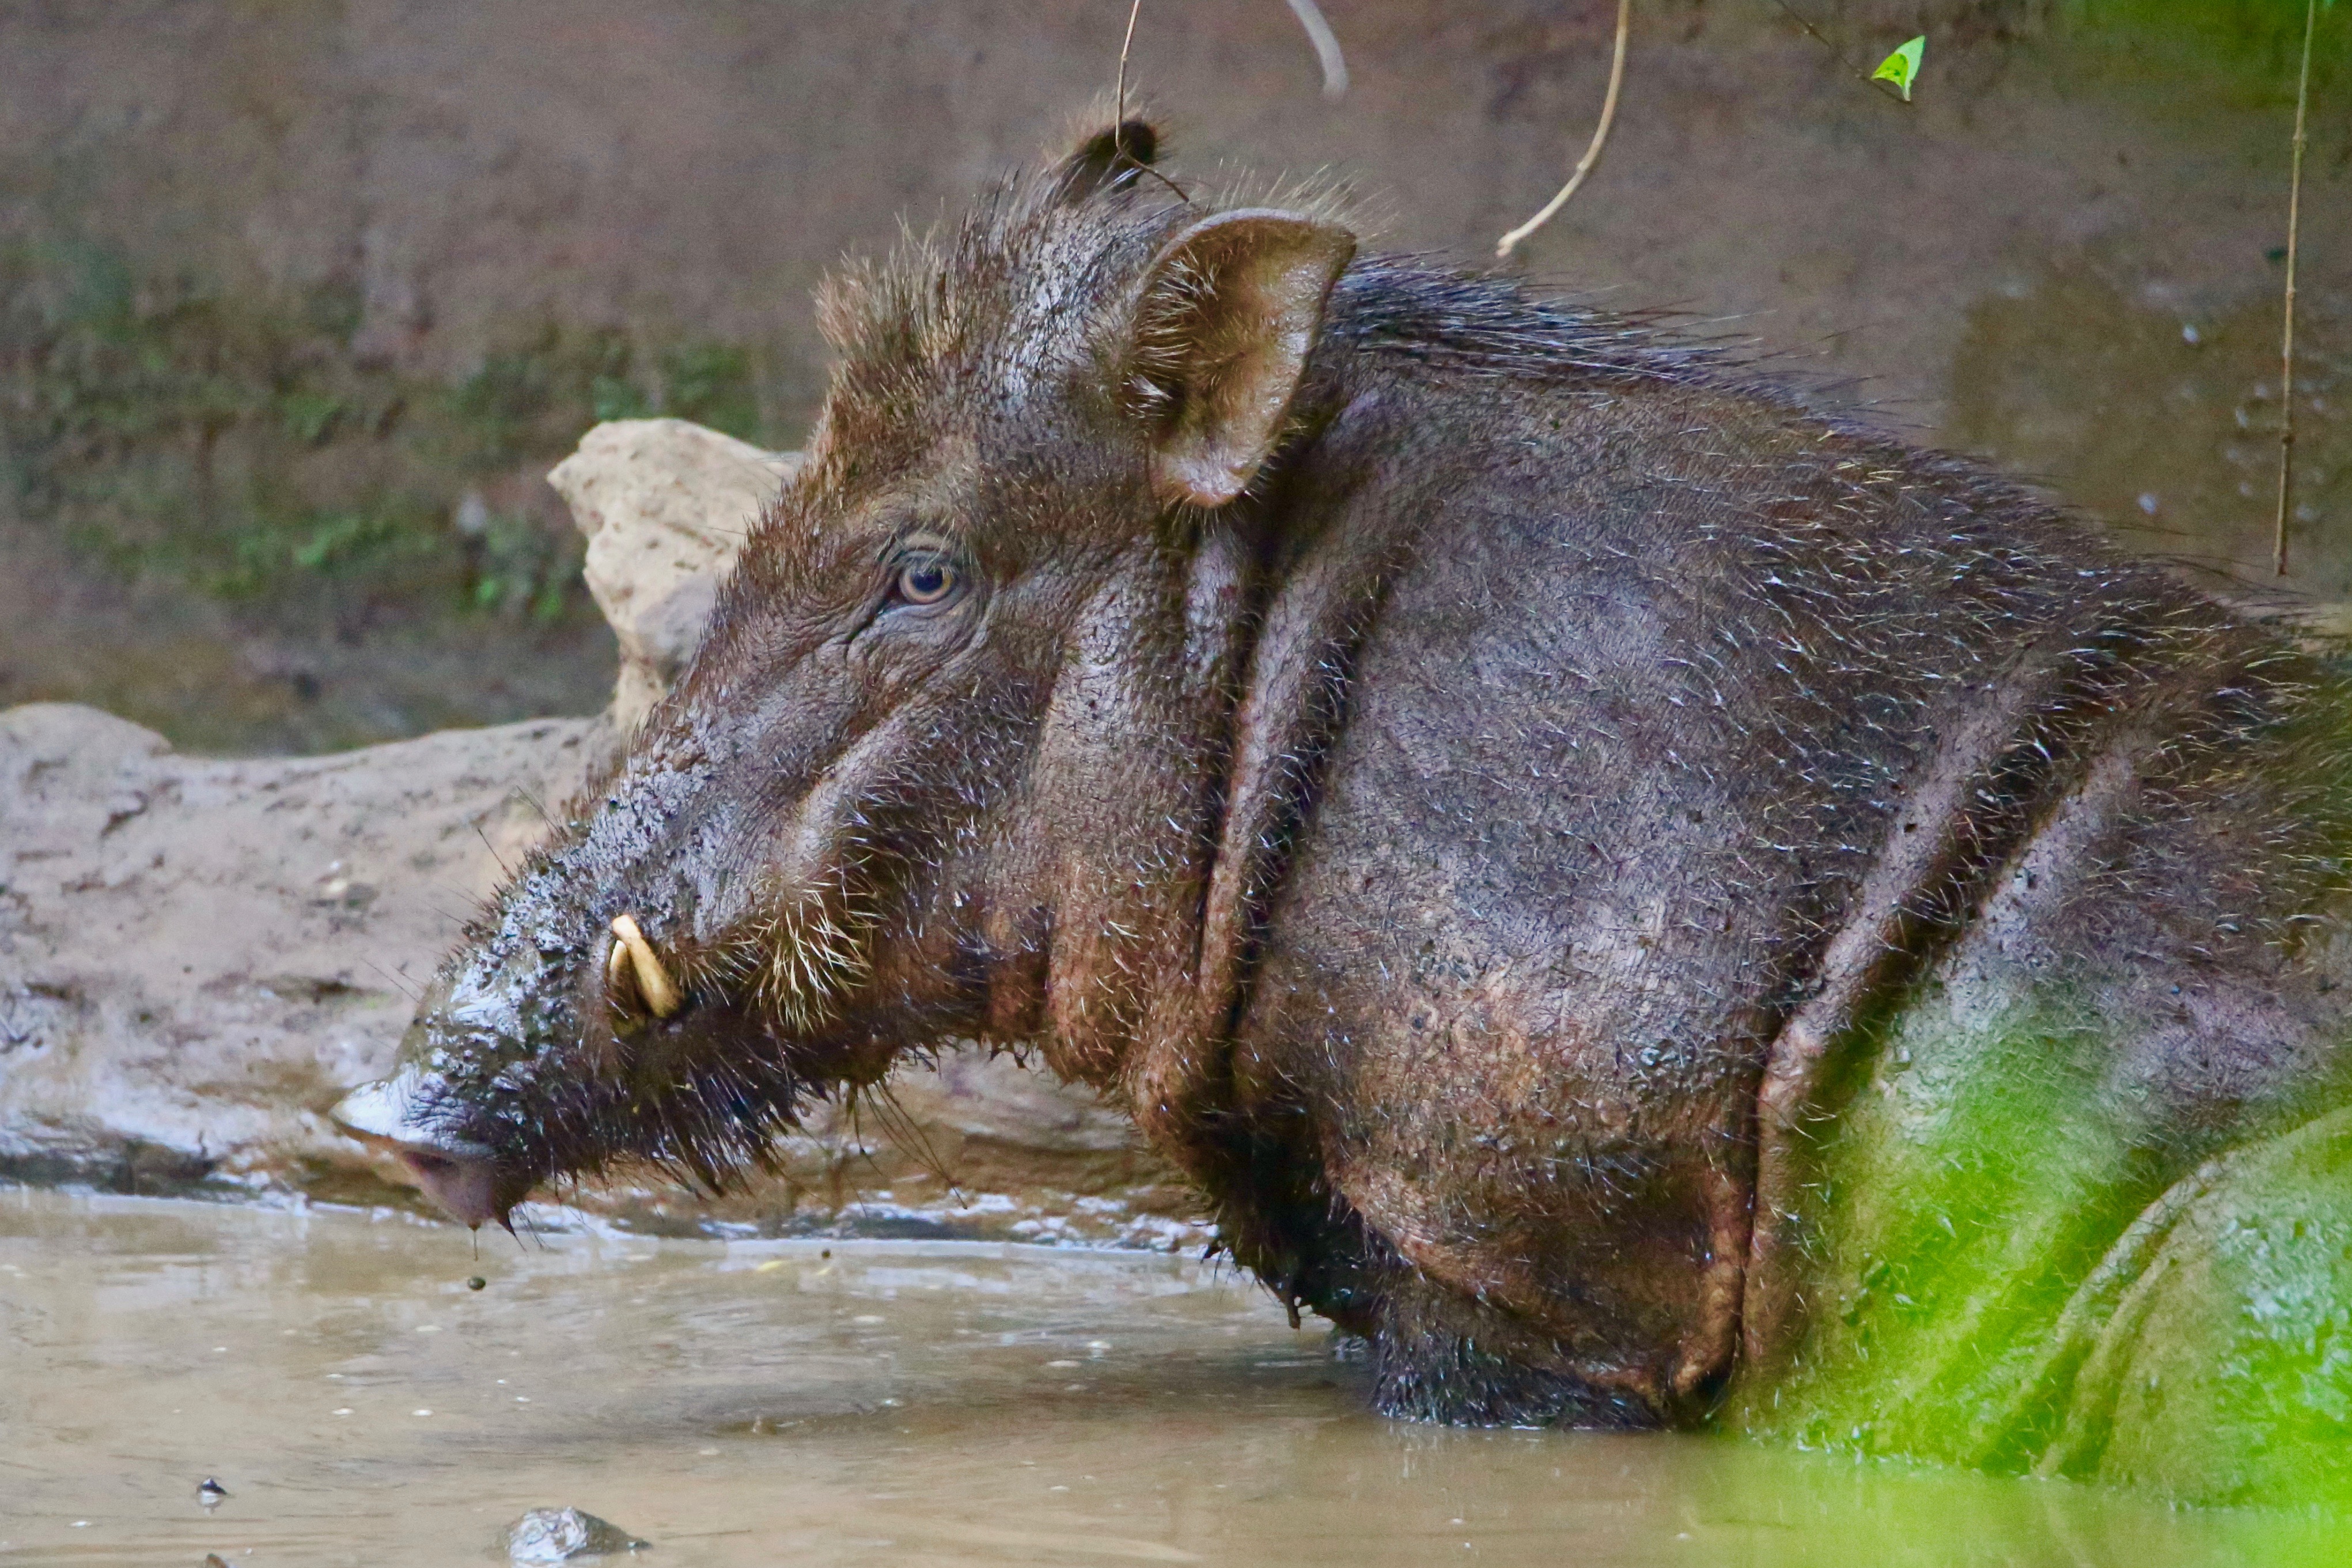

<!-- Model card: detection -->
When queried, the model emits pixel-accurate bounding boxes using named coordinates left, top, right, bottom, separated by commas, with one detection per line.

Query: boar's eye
left=889, top=556, right=960, bottom=608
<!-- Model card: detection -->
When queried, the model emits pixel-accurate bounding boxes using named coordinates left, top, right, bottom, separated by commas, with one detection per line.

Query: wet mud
left=1, top=1187, right=2339, bottom=1567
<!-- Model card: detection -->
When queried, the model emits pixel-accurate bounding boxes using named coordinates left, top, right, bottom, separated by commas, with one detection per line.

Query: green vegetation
left=2053, top=0, right=2346, bottom=104
left=1872, top=35, right=1926, bottom=100
left=0, top=236, right=774, bottom=632
left=1724, top=987, right=2352, bottom=1511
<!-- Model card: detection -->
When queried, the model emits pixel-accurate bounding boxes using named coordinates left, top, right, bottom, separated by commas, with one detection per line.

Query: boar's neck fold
left=1100, top=347, right=1438, bottom=1206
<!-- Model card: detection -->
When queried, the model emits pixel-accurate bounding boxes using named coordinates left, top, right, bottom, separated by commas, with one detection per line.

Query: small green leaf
left=1872, top=35, right=1926, bottom=102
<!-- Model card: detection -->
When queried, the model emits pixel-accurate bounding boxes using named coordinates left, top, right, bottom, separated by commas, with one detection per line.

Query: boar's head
left=334, top=125, right=1357, bottom=1229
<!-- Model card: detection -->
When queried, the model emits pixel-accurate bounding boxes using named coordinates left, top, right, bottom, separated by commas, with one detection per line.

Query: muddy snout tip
left=329, top=1074, right=509, bottom=1232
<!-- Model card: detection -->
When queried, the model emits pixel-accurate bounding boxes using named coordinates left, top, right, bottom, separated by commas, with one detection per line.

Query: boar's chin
left=531, top=1004, right=836, bottom=1199
left=335, top=1025, right=824, bottom=1229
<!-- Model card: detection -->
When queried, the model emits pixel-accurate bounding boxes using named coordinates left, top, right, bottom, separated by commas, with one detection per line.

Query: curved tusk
left=608, top=912, right=683, bottom=1019
left=605, top=929, right=633, bottom=999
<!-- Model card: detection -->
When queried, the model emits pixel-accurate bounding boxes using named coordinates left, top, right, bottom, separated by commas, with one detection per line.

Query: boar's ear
left=1129, top=209, right=1356, bottom=509
left=1051, top=119, right=1160, bottom=203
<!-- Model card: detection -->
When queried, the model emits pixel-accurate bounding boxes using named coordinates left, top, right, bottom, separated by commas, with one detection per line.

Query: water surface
left=1, top=1187, right=2338, bottom=1567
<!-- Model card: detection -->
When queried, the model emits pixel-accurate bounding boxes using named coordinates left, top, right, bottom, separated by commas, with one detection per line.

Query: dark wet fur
left=393, top=127, right=2352, bottom=1430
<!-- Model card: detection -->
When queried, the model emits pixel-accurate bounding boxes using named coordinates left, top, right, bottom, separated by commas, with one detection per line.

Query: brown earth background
left=2, top=0, right=2346, bottom=755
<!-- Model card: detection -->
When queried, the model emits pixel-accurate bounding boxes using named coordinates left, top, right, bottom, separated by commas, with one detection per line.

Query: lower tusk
left=605, top=930, right=633, bottom=998
left=608, top=912, right=683, bottom=1018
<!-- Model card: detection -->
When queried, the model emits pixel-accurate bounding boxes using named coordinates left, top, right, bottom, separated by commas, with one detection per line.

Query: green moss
left=591, top=373, right=653, bottom=423
left=0, top=237, right=796, bottom=749
left=657, top=340, right=761, bottom=440
left=439, top=323, right=628, bottom=472
left=467, top=505, right=585, bottom=624
left=2054, top=0, right=2348, bottom=105
left=0, top=237, right=778, bottom=634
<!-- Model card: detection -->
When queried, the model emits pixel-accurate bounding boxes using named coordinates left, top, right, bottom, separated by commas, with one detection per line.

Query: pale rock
left=548, top=418, right=796, bottom=734
left=507, top=1508, right=650, bottom=1563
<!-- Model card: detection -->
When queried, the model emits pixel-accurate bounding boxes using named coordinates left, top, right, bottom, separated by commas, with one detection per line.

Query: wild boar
left=336, top=123, right=2352, bottom=1489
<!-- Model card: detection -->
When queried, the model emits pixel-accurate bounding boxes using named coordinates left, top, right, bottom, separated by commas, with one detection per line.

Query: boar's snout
left=331, top=1068, right=524, bottom=1232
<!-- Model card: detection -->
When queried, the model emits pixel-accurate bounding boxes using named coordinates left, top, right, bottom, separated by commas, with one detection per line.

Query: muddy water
left=2, top=1188, right=2340, bottom=1568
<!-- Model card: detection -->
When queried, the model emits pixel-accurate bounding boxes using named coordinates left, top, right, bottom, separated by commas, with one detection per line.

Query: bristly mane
left=1325, top=255, right=1734, bottom=388
left=808, top=152, right=1748, bottom=476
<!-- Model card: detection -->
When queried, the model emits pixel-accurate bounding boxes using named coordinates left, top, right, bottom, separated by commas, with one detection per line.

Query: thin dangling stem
left=1497, top=0, right=1631, bottom=260
left=1285, top=0, right=1349, bottom=100
left=1114, top=0, right=1143, bottom=164
left=2273, top=0, right=2316, bottom=577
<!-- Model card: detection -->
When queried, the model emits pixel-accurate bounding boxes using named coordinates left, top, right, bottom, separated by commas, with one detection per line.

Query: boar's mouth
left=331, top=1066, right=536, bottom=1232
left=331, top=917, right=845, bottom=1232
left=331, top=1044, right=820, bottom=1232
